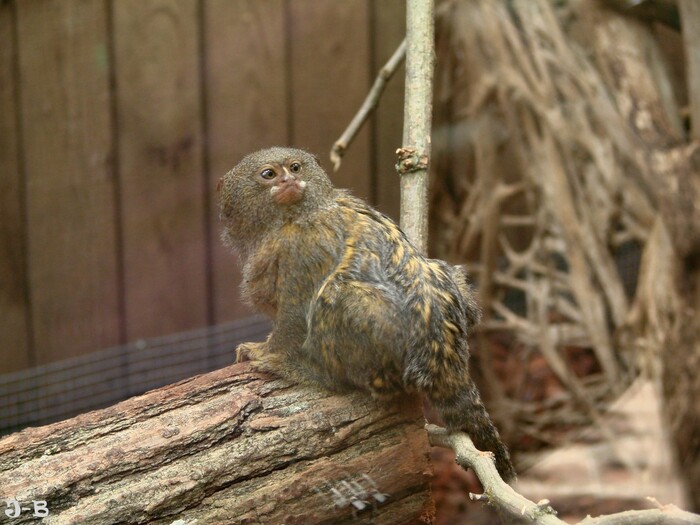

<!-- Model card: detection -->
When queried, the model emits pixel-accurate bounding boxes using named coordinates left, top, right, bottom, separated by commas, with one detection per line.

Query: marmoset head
left=219, top=147, right=334, bottom=248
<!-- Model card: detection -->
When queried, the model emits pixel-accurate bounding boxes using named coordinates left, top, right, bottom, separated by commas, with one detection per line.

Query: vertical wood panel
left=16, top=0, right=120, bottom=364
left=2, top=0, right=403, bottom=375
left=0, top=3, right=30, bottom=373
left=289, top=0, right=372, bottom=199
left=113, top=0, right=208, bottom=340
left=204, top=0, right=288, bottom=323
left=373, top=0, right=405, bottom=220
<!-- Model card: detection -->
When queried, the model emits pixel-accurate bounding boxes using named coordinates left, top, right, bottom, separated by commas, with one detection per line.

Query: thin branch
left=426, top=424, right=566, bottom=525
left=330, top=40, right=406, bottom=172
left=427, top=423, right=700, bottom=525
left=578, top=506, right=700, bottom=525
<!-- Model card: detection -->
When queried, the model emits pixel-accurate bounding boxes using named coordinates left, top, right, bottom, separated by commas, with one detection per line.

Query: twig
left=426, top=424, right=566, bottom=525
left=577, top=506, right=700, bottom=525
left=330, top=40, right=406, bottom=172
left=427, top=423, right=700, bottom=525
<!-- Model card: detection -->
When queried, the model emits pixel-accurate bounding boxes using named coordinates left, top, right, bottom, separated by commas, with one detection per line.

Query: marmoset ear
left=451, top=265, right=482, bottom=328
left=464, top=290, right=482, bottom=328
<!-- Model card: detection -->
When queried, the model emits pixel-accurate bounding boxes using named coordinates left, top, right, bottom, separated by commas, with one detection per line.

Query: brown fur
left=219, top=147, right=515, bottom=480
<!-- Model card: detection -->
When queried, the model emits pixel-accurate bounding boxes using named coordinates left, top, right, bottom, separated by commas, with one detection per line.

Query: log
left=0, top=363, right=433, bottom=525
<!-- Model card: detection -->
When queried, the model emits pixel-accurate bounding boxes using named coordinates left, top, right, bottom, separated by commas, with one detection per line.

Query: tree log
left=0, top=363, right=433, bottom=525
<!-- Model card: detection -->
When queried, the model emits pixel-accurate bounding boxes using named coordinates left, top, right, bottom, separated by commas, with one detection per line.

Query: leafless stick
left=426, top=424, right=566, bottom=525
left=426, top=424, right=700, bottom=525
left=330, top=40, right=406, bottom=172
left=578, top=506, right=700, bottom=525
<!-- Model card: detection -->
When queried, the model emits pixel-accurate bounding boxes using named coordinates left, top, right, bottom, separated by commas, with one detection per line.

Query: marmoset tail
left=219, top=147, right=515, bottom=481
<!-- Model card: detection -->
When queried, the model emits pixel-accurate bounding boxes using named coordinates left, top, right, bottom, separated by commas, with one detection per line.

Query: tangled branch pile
left=431, top=0, right=699, bottom=452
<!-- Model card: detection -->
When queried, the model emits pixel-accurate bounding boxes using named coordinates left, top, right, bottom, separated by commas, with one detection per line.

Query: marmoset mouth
left=271, top=180, right=306, bottom=205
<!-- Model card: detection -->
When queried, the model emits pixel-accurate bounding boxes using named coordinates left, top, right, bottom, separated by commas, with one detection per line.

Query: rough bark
left=0, top=363, right=433, bottom=525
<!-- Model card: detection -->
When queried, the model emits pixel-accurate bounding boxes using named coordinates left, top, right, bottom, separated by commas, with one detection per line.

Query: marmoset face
left=218, top=147, right=334, bottom=245
left=255, top=157, right=308, bottom=206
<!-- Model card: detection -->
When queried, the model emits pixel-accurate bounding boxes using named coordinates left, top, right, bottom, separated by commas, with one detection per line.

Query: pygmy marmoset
left=219, top=147, right=515, bottom=481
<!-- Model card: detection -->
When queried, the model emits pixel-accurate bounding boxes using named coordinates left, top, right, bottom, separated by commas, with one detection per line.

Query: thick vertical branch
left=398, top=0, right=434, bottom=252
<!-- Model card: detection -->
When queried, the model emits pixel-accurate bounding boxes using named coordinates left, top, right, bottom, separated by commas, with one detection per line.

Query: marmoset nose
left=280, top=169, right=297, bottom=183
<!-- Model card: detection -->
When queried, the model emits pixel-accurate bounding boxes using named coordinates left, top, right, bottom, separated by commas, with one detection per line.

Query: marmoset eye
left=260, top=168, right=276, bottom=180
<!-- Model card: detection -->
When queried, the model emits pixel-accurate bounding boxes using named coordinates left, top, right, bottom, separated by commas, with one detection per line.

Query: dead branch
left=331, top=40, right=406, bottom=172
left=577, top=506, right=700, bottom=525
left=427, top=424, right=700, bottom=525
left=429, top=0, right=693, bottom=451
left=428, top=424, right=566, bottom=525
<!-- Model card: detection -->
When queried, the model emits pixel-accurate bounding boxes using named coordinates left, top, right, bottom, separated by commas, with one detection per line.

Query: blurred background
left=2, top=0, right=700, bottom=523
left=0, top=0, right=405, bottom=432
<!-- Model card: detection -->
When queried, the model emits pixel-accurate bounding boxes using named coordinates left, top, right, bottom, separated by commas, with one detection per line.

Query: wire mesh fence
left=0, top=315, right=271, bottom=436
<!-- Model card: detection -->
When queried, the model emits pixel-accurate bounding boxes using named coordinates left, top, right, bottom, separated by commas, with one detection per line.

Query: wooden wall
left=0, top=0, right=405, bottom=374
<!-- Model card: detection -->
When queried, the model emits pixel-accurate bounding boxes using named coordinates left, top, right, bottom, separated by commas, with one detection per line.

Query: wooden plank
left=289, top=0, right=372, bottom=200
left=373, top=0, right=405, bottom=220
left=113, top=0, right=208, bottom=340
left=0, top=3, right=30, bottom=373
left=16, top=0, right=120, bottom=365
left=204, top=0, right=288, bottom=323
